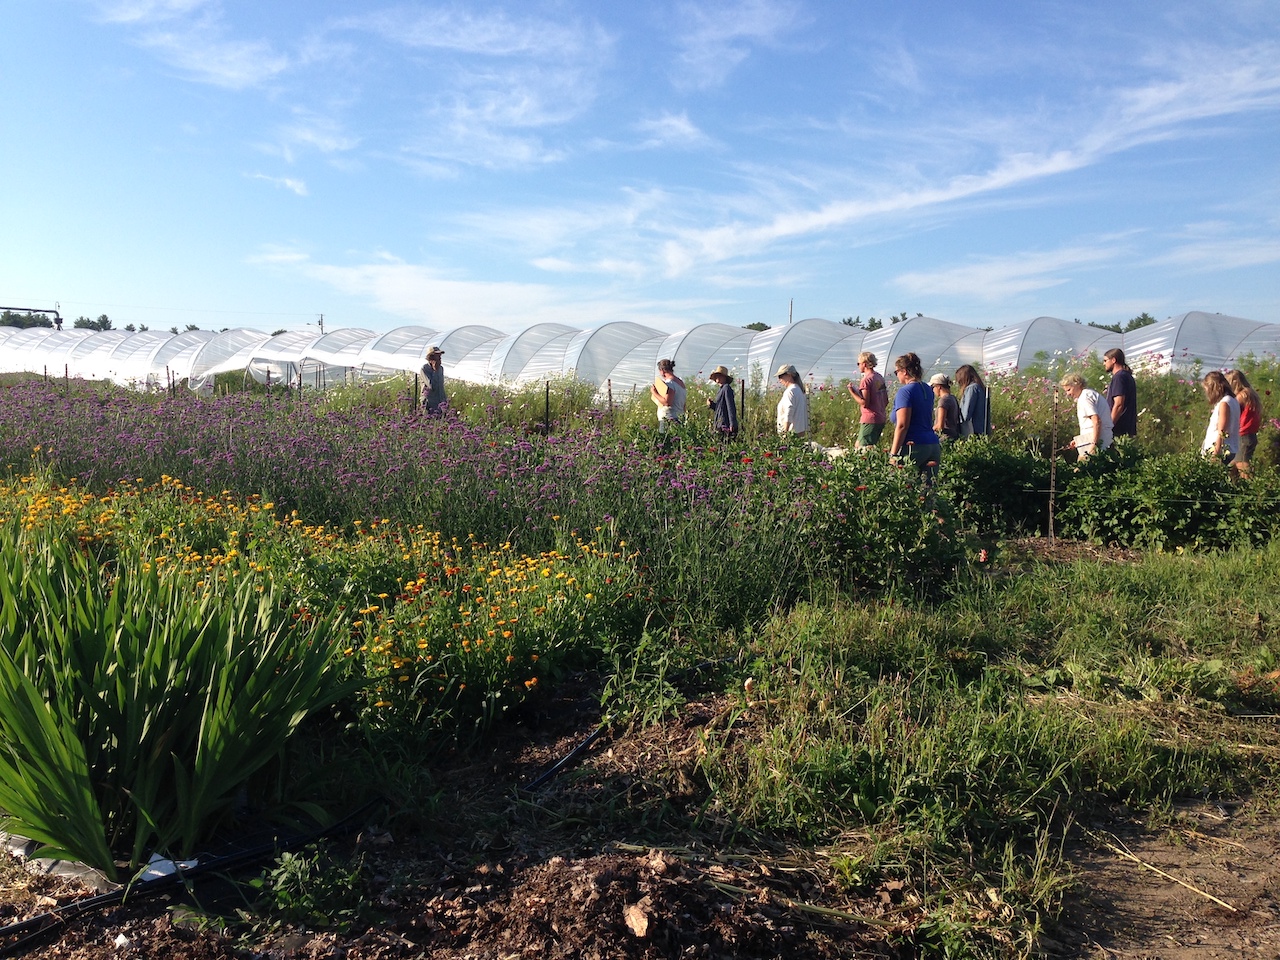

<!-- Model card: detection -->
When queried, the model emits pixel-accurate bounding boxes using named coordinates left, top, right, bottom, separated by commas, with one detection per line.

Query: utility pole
left=788, top=299, right=793, bottom=324
left=317, top=314, right=325, bottom=335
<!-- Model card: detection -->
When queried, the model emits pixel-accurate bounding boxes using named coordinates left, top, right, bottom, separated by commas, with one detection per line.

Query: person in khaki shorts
left=847, top=351, right=888, bottom=448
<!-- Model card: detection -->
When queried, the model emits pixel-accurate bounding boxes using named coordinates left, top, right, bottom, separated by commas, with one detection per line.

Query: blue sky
left=3, top=0, right=1279, bottom=336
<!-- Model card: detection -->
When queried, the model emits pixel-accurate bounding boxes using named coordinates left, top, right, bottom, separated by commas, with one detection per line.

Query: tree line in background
left=741, top=311, right=1160, bottom=333
left=0, top=310, right=203, bottom=334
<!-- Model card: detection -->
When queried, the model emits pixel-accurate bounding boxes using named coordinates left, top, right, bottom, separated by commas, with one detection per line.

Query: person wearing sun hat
left=421, top=345, right=447, bottom=415
left=706, top=365, right=739, bottom=438
left=775, top=363, right=809, bottom=437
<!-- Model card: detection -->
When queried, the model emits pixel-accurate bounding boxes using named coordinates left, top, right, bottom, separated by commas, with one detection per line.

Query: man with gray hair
left=1061, top=373, right=1112, bottom=460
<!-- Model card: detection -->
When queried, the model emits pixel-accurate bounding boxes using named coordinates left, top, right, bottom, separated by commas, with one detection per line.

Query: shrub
left=805, top=452, right=967, bottom=596
left=936, top=438, right=1052, bottom=536
left=1057, top=452, right=1279, bottom=549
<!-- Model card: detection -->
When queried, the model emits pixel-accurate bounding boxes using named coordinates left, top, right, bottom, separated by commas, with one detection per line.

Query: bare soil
left=5, top=698, right=1279, bottom=959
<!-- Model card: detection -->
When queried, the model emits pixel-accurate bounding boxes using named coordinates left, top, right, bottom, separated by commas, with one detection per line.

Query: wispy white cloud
left=280, top=117, right=359, bottom=156
left=1080, top=42, right=1280, bottom=155
left=97, top=0, right=289, bottom=89
left=658, top=150, right=1083, bottom=276
left=260, top=112, right=360, bottom=163
left=454, top=189, right=668, bottom=260
left=247, top=173, right=308, bottom=196
left=652, top=40, right=1280, bottom=276
left=250, top=246, right=310, bottom=266
left=671, top=0, right=806, bottom=89
left=335, top=10, right=611, bottom=171
left=253, top=250, right=700, bottom=332
left=1148, top=236, right=1280, bottom=271
left=892, top=243, right=1125, bottom=300
left=94, top=0, right=211, bottom=24
left=634, top=112, right=713, bottom=150
left=342, top=8, right=607, bottom=60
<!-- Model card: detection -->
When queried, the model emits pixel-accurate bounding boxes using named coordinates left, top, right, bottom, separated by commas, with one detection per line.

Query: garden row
left=1, top=375, right=1279, bottom=955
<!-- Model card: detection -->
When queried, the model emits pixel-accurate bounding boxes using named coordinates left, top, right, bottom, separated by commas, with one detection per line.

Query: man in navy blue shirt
left=1104, top=348, right=1137, bottom=437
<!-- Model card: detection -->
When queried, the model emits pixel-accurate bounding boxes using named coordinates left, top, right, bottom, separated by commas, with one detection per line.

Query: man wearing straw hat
left=706, top=365, right=739, bottom=438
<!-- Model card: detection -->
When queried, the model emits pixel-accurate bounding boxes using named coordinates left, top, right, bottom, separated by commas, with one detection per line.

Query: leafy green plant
left=600, top=629, right=688, bottom=726
left=936, top=438, right=1052, bottom=536
left=806, top=452, right=967, bottom=597
left=244, top=843, right=371, bottom=931
left=0, top=525, right=359, bottom=880
left=1058, top=452, right=1280, bottom=549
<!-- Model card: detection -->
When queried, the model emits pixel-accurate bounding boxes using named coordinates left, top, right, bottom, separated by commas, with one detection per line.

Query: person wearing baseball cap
left=929, top=373, right=960, bottom=442
left=775, top=363, right=809, bottom=437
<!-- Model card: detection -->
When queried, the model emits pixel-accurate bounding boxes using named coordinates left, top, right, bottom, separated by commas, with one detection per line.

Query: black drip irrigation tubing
left=519, top=723, right=610, bottom=794
left=0, top=797, right=383, bottom=958
left=2, top=717, right=617, bottom=956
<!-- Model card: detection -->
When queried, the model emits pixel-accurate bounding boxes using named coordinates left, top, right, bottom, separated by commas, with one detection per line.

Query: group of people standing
left=846, top=352, right=990, bottom=473
left=1060, top=348, right=1262, bottom=478
left=649, top=358, right=741, bottom=440
left=631, top=348, right=1264, bottom=480
left=650, top=352, right=990, bottom=473
left=1200, top=368, right=1262, bottom=478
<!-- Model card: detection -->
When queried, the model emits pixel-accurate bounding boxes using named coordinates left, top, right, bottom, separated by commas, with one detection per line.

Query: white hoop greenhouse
left=2, top=310, right=1275, bottom=393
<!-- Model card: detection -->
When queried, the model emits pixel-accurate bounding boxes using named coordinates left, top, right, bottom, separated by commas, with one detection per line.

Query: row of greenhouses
left=1, top=311, right=1275, bottom=393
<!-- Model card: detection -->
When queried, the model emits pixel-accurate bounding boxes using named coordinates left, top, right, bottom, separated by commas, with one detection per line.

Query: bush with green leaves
left=246, top=843, right=372, bottom=932
left=802, top=451, right=967, bottom=597
left=935, top=438, right=1053, bottom=536
left=1057, top=452, right=1280, bottom=549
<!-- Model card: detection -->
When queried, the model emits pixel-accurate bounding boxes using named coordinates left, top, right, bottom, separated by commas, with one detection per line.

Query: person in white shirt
left=1060, top=373, right=1112, bottom=461
left=1200, top=370, right=1241, bottom=463
left=775, top=364, right=809, bottom=436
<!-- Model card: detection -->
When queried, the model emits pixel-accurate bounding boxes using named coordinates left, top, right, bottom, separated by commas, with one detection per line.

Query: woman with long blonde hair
left=1201, top=370, right=1241, bottom=464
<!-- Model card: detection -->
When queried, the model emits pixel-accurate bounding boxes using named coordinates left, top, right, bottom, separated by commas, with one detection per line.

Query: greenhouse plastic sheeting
left=980, top=317, right=1122, bottom=373
left=1121, top=312, right=1280, bottom=373
left=860, top=317, right=985, bottom=376
left=746, top=319, right=865, bottom=389
left=658, top=324, right=756, bottom=383
left=3, top=311, right=1277, bottom=391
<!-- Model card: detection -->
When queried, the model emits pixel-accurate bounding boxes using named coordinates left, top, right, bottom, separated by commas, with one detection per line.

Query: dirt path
left=1050, top=801, right=1280, bottom=959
